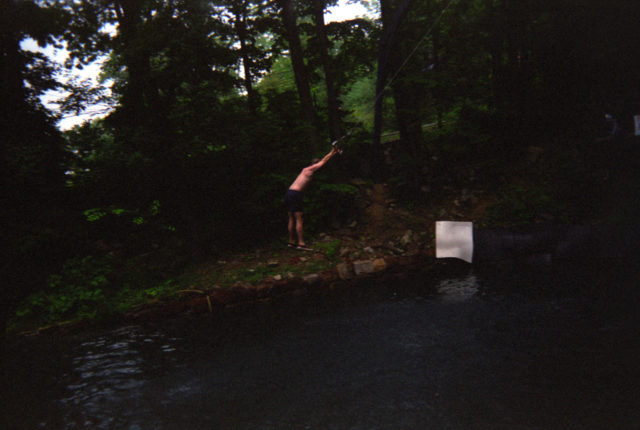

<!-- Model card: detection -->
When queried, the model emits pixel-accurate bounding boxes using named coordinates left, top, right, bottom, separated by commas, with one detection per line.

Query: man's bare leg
left=288, top=212, right=297, bottom=245
left=294, top=212, right=305, bottom=246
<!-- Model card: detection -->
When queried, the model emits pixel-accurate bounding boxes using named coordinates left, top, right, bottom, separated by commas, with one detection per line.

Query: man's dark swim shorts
left=284, top=189, right=304, bottom=213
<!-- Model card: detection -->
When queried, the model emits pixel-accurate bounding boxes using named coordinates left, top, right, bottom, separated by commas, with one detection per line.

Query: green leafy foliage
left=15, top=256, right=111, bottom=327
left=11, top=252, right=185, bottom=332
left=305, top=183, right=359, bottom=231
left=109, top=279, right=179, bottom=315
left=340, top=74, right=377, bottom=130
left=486, top=184, right=562, bottom=227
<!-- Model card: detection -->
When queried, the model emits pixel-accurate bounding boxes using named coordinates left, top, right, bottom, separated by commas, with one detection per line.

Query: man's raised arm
left=308, top=147, right=339, bottom=172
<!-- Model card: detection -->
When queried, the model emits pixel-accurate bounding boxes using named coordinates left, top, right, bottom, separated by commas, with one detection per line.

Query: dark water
left=3, top=262, right=640, bottom=429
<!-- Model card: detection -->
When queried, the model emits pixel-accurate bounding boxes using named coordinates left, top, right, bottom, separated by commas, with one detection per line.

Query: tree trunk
left=232, top=0, right=259, bottom=115
left=0, top=2, right=22, bottom=180
left=431, top=26, right=443, bottom=128
left=391, top=79, right=422, bottom=158
left=279, top=0, right=321, bottom=156
left=312, top=0, right=341, bottom=141
left=373, top=0, right=413, bottom=180
left=114, top=0, right=166, bottom=140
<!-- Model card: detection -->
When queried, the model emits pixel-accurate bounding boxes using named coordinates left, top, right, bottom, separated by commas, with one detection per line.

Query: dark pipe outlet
left=438, top=221, right=640, bottom=265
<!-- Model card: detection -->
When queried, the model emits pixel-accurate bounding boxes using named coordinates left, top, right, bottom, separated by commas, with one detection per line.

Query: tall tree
left=310, top=0, right=341, bottom=141
left=214, top=0, right=276, bottom=116
left=231, top=0, right=260, bottom=113
left=372, top=0, right=412, bottom=178
left=61, top=0, right=171, bottom=151
left=277, top=0, right=321, bottom=155
left=1, top=0, right=69, bottom=333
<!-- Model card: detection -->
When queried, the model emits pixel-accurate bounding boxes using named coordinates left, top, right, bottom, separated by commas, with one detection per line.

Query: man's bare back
left=289, top=166, right=315, bottom=191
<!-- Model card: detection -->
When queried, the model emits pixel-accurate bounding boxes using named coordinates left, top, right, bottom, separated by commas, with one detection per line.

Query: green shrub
left=11, top=252, right=184, bottom=331
left=109, top=279, right=179, bottom=314
left=305, top=182, right=358, bottom=230
left=486, top=184, right=563, bottom=226
left=15, top=256, right=112, bottom=327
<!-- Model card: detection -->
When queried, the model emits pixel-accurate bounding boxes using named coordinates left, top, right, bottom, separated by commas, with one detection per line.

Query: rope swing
left=332, top=0, right=458, bottom=164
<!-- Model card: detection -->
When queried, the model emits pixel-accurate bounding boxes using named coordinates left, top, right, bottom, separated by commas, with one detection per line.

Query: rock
left=363, top=246, right=375, bottom=254
left=273, top=274, right=282, bottom=281
left=401, top=230, right=413, bottom=245
left=339, top=247, right=351, bottom=257
left=336, top=262, right=354, bottom=280
left=373, top=258, right=387, bottom=272
left=353, top=260, right=375, bottom=276
left=267, top=259, right=279, bottom=267
left=303, top=273, right=322, bottom=286
left=386, top=242, right=405, bottom=254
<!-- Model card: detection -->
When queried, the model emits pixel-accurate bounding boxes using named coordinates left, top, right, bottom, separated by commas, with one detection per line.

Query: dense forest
left=3, top=0, right=640, bottom=334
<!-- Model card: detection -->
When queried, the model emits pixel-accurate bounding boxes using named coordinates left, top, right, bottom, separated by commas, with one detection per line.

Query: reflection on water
left=25, top=329, right=184, bottom=429
left=3, top=263, right=640, bottom=429
left=435, top=275, right=479, bottom=302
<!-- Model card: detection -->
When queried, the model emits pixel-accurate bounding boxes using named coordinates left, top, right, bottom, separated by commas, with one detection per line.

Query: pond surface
left=4, top=261, right=640, bottom=429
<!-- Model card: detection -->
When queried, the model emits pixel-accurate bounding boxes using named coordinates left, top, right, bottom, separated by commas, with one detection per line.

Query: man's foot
left=296, top=244, right=313, bottom=251
left=287, top=242, right=297, bottom=248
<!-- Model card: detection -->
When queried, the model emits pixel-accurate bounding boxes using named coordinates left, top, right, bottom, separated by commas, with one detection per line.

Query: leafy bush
left=11, top=252, right=184, bottom=332
left=486, top=184, right=563, bottom=226
left=305, top=182, right=359, bottom=231
left=110, top=279, right=179, bottom=315
left=15, top=256, right=113, bottom=327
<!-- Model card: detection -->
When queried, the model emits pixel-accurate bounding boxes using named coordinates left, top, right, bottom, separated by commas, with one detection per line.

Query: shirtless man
left=284, top=147, right=340, bottom=250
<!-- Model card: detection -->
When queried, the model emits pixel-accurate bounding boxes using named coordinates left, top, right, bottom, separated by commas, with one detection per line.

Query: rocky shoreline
left=22, top=245, right=446, bottom=338
left=123, top=251, right=438, bottom=324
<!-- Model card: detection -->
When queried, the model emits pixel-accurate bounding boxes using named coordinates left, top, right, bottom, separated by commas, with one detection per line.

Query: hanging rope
left=376, top=0, right=458, bottom=106
left=334, top=0, right=458, bottom=151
